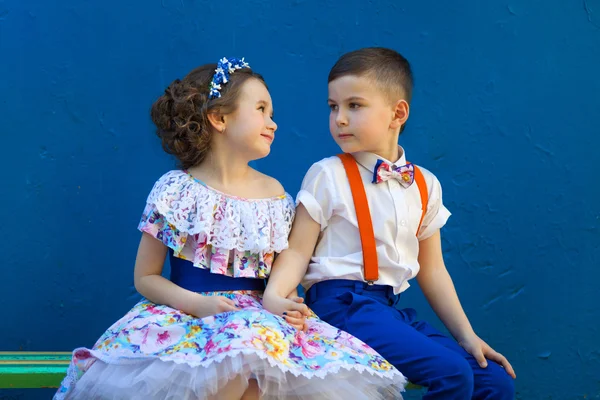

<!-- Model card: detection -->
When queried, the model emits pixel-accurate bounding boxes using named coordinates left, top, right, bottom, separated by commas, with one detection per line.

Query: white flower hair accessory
left=208, top=57, right=250, bottom=99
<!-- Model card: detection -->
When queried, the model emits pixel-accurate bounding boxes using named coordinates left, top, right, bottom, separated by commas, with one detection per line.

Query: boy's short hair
left=328, top=47, right=413, bottom=104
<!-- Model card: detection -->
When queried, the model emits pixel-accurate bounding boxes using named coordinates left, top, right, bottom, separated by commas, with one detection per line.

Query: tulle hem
left=58, top=348, right=406, bottom=400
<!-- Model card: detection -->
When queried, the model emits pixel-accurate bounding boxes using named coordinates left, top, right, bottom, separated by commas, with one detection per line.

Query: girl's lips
left=261, top=134, right=274, bottom=143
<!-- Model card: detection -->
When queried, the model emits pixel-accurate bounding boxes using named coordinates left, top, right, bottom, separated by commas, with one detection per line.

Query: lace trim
left=88, top=347, right=406, bottom=381
left=53, top=352, right=92, bottom=400
left=143, top=170, right=295, bottom=254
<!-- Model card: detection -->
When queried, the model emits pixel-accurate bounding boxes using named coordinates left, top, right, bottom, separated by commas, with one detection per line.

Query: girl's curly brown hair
left=150, top=63, right=266, bottom=169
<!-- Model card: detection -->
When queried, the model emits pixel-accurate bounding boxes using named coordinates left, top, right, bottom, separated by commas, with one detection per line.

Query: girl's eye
left=349, top=103, right=361, bottom=109
left=329, top=104, right=338, bottom=111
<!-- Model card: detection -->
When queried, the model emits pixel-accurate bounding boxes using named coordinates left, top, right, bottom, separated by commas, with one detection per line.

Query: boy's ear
left=390, top=100, right=409, bottom=130
left=207, top=111, right=226, bottom=133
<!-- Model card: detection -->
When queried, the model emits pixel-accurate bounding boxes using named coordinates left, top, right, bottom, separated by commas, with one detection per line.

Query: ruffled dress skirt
left=55, top=291, right=406, bottom=399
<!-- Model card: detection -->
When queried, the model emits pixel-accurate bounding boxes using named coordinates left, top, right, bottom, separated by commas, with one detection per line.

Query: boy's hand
left=263, top=292, right=310, bottom=330
left=459, top=333, right=516, bottom=379
left=285, top=294, right=309, bottom=331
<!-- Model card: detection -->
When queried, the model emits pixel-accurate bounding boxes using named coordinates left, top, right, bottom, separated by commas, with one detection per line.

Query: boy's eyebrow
left=346, top=96, right=367, bottom=102
left=327, top=96, right=367, bottom=103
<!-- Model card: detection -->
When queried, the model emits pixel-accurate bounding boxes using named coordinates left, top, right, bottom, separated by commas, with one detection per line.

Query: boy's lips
left=338, top=133, right=354, bottom=139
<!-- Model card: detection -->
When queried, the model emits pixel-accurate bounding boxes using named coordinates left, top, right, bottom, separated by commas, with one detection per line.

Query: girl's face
left=222, top=78, right=277, bottom=161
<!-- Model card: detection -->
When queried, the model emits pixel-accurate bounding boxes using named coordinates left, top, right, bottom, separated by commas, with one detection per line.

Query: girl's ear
left=207, top=111, right=226, bottom=133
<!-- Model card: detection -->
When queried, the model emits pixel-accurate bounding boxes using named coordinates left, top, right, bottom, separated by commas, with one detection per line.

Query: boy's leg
left=309, top=289, right=474, bottom=400
left=408, top=317, right=515, bottom=400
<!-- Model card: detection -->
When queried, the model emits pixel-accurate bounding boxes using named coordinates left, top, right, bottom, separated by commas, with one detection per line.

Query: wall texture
left=1, top=0, right=599, bottom=398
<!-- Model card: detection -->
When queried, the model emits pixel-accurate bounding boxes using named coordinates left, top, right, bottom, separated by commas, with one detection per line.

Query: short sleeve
left=417, top=173, right=451, bottom=241
left=137, top=173, right=189, bottom=254
left=295, top=162, right=337, bottom=231
left=138, top=203, right=188, bottom=254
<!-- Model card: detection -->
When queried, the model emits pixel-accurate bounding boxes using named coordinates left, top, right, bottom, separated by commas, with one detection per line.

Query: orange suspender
left=337, top=153, right=379, bottom=283
left=413, top=165, right=429, bottom=236
left=337, top=153, right=429, bottom=284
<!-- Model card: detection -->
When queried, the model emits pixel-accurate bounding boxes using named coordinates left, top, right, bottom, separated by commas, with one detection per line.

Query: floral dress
left=55, top=170, right=407, bottom=399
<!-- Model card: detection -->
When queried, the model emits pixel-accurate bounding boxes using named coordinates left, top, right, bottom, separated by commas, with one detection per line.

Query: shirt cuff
left=296, top=190, right=328, bottom=231
left=418, top=205, right=451, bottom=240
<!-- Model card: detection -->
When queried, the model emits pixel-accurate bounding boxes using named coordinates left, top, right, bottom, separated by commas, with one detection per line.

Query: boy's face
left=328, top=75, right=406, bottom=158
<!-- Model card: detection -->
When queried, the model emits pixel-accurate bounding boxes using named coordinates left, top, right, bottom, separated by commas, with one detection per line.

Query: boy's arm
left=263, top=204, right=320, bottom=316
left=417, top=230, right=516, bottom=378
left=416, top=230, right=474, bottom=340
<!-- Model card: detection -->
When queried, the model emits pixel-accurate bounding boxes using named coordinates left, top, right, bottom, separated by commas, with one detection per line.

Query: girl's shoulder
left=247, top=169, right=287, bottom=198
left=148, top=169, right=291, bottom=204
left=147, top=169, right=189, bottom=197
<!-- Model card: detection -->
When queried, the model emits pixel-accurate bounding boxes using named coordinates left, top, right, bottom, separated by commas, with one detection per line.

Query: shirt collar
left=353, top=146, right=407, bottom=172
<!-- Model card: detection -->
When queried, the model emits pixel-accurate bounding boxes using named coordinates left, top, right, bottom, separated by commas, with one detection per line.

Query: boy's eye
left=349, top=103, right=361, bottom=109
left=329, top=104, right=338, bottom=111
left=258, top=106, right=265, bottom=112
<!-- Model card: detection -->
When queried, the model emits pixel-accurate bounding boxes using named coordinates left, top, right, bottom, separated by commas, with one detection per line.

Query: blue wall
left=2, top=1, right=599, bottom=398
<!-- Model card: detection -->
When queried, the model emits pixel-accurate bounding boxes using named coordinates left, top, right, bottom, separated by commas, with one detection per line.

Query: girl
left=55, top=57, right=406, bottom=399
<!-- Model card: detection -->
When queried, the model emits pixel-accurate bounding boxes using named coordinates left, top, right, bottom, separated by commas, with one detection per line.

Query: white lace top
left=138, top=170, right=295, bottom=279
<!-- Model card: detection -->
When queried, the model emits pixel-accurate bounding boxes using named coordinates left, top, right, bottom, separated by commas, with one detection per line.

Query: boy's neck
left=373, top=147, right=400, bottom=163
left=366, top=136, right=401, bottom=163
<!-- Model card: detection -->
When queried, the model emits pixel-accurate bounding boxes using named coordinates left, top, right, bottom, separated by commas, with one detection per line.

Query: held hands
left=190, top=295, right=240, bottom=319
left=458, top=333, right=516, bottom=379
left=263, top=292, right=311, bottom=331
left=285, top=294, right=311, bottom=331
left=188, top=292, right=310, bottom=331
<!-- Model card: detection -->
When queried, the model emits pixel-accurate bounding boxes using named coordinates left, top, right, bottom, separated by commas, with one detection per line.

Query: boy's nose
left=336, top=113, right=348, bottom=126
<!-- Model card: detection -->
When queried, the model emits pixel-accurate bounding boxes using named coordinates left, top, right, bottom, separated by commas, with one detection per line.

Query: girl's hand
left=190, top=295, right=240, bottom=319
left=263, top=292, right=310, bottom=330
left=458, top=333, right=516, bottom=379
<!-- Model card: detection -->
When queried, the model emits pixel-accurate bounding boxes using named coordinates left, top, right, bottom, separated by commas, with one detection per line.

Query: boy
left=264, top=47, right=516, bottom=399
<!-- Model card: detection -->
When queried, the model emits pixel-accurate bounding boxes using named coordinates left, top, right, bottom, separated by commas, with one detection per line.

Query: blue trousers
left=305, top=280, right=514, bottom=400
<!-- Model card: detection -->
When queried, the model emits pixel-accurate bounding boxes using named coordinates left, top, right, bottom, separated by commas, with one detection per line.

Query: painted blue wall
left=1, top=0, right=599, bottom=398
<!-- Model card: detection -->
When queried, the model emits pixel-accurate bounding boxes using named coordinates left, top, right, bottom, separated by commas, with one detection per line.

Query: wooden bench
left=0, top=351, right=420, bottom=391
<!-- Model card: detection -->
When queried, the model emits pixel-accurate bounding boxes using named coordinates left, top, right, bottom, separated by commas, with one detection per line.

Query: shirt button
left=400, top=220, right=407, bottom=226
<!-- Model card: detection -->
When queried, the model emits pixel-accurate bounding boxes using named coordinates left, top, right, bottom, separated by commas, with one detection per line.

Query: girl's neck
left=188, top=148, right=252, bottom=188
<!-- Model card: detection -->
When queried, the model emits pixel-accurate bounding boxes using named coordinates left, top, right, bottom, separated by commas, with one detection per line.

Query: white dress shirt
left=297, top=147, right=451, bottom=294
